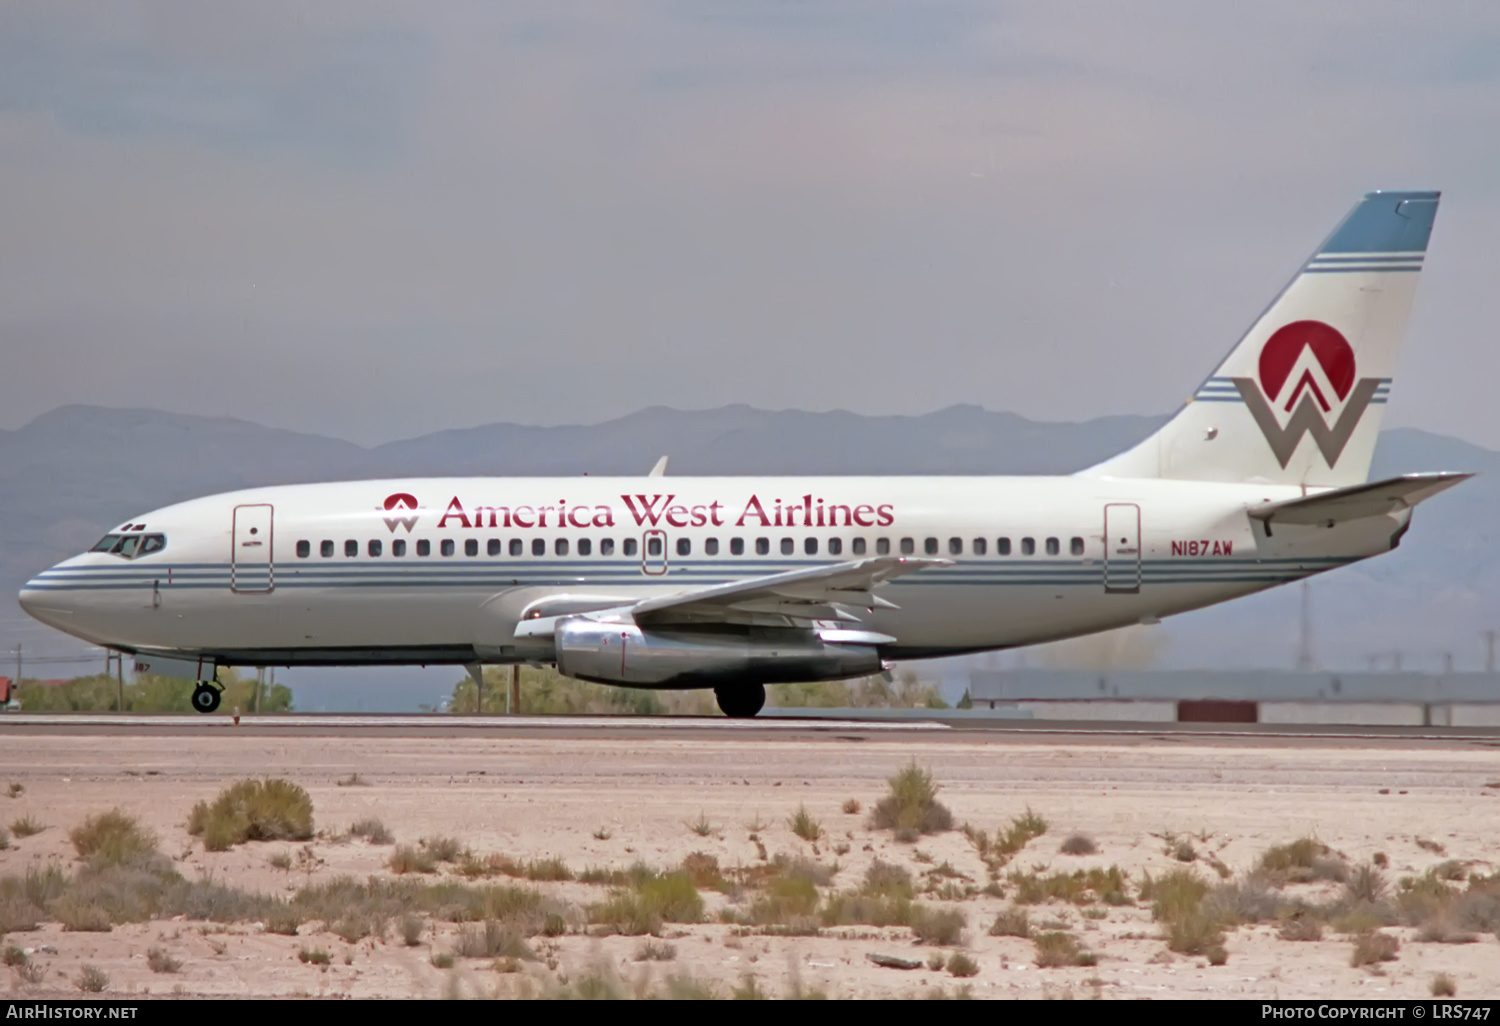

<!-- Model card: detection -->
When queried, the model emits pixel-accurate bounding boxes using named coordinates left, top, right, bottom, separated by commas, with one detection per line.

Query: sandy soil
left=1, top=730, right=1497, bottom=999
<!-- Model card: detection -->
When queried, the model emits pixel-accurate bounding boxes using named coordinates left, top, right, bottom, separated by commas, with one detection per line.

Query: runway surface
left=3, top=712, right=1499, bottom=748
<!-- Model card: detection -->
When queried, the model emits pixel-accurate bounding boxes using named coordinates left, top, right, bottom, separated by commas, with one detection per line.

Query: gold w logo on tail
left=1233, top=378, right=1381, bottom=469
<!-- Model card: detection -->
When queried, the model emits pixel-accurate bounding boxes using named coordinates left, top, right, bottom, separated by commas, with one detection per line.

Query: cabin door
left=231, top=504, right=275, bottom=593
left=1103, top=503, right=1141, bottom=594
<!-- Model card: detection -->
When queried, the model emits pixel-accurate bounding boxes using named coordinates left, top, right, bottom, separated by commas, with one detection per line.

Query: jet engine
left=553, top=618, right=881, bottom=689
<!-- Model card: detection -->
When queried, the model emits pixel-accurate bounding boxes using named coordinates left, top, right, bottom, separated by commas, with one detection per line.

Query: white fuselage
left=18, top=475, right=1406, bottom=680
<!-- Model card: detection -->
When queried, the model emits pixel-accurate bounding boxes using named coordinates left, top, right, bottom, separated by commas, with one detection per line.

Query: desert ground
left=1, top=724, right=1497, bottom=1000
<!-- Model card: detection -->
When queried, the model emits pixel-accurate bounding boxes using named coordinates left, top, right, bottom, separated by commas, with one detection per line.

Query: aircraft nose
left=18, top=572, right=73, bottom=627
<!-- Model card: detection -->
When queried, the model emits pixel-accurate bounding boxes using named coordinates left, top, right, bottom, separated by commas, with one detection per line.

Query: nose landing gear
left=192, top=683, right=222, bottom=714
left=714, top=683, right=766, bottom=719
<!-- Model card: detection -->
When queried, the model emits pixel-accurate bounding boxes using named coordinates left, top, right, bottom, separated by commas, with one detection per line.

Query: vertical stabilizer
left=1082, top=191, right=1439, bottom=486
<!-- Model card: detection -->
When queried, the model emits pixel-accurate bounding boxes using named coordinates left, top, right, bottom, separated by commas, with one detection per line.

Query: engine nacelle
left=554, top=619, right=881, bottom=689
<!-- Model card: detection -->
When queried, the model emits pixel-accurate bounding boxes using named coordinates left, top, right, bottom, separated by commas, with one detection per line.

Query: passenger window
left=676, top=538, right=691, bottom=556
left=441, top=539, right=455, bottom=557
left=465, top=539, right=478, bottom=557
left=730, top=538, right=744, bottom=555
left=345, top=540, right=358, bottom=557
left=900, top=538, right=914, bottom=555
left=852, top=538, right=866, bottom=555
left=601, top=538, right=615, bottom=556
left=780, top=538, right=794, bottom=555
left=922, top=538, right=936, bottom=555
left=297, top=540, right=310, bottom=558
left=828, top=538, right=842, bottom=556
left=973, top=538, right=987, bottom=556
left=998, top=537, right=1011, bottom=556
left=648, top=536, right=663, bottom=557
left=321, top=540, right=334, bottom=558
left=756, top=538, right=770, bottom=555
left=510, top=539, right=523, bottom=557
left=488, top=539, right=501, bottom=556
left=804, top=538, right=818, bottom=555
left=1071, top=537, right=1085, bottom=556
left=1046, top=537, right=1060, bottom=556
left=1021, top=537, right=1035, bottom=556
left=392, top=539, right=406, bottom=557
left=417, top=539, right=431, bottom=556
left=368, top=539, right=382, bottom=557
left=876, top=538, right=890, bottom=555
left=947, top=538, right=962, bottom=556
left=623, top=538, right=638, bottom=557
left=578, top=538, right=592, bottom=556
left=705, top=538, right=719, bottom=556
left=532, top=539, right=545, bottom=557
left=555, top=538, right=569, bottom=556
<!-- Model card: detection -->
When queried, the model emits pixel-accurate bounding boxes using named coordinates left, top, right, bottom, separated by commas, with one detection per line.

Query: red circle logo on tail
left=1258, top=320, right=1355, bottom=403
left=383, top=493, right=418, bottom=511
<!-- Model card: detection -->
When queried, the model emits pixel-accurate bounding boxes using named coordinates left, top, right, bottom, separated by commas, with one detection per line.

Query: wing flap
left=1248, top=471, right=1471, bottom=528
left=631, top=556, right=951, bottom=626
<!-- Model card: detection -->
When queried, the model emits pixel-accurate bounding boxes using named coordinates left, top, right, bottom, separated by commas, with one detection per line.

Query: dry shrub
left=0, top=898, right=43, bottom=933
left=1033, top=931, right=1092, bottom=967
left=145, top=947, right=181, bottom=973
left=842, top=799, right=861, bottom=815
left=990, top=905, right=1030, bottom=938
left=1060, top=834, right=1097, bottom=856
left=521, top=858, right=572, bottom=882
left=389, top=845, right=437, bottom=875
left=1351, top=931, right=1400, bottom=967
left=54, top=895, right=113, bottom=932
left=1142, top=867, right=1225, bottom=956
left=996, top=809, right=1048, bottom=856
left=947, top=952, right=979, bottom=978
left=870, top=762, right=953, bottom=841
left=1258, top=837, right=1347, bottom=884
left=455, top=918, right=535, bottom=960
left=863, top=860, right=914, bottom=900
left=789, top=806, right=822, bottom=842
left=1431, top=974, right=1457, bottom=997
left=399, top=914, right=423, bottom=946
left=590, top=870, right=703, bottom=935
left=299, top=947, right=331, bottom=965
left=1416, top=838, right=1446, bottom=855
left=10, top=817, right=44, bottom=839
left=635, top=940, right=677, bottom=962
left=681, top=852, right=727, bottom=892
left=75, top=965, right=108, bottom=993
left=349, top=818, right=393, bottom=845
left=421, top=836, right=463, bottom=863
left=1009, top=865, right=1129, bottom=906
left=1278, top=915, right=1324, bottom=941
left=187, top=780, right=313, bottom=851
left=819, top=891, right=914, bottom=929
left=1204, top=878, right=1284, bottom=926
left=1166, top=910, right=1225, bottom=956
left=1346, top=864, right=1388, bottom=904
left=910, top=906, right=965, bottom=945
left=70, top=810, right=158, bottom=867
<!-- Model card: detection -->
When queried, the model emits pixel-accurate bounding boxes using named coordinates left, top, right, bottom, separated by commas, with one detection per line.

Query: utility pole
left=14, top=643, right=19, bottom=693
left=1485, top=631, right=1496, bottom=674
left=115, top=651, right=124, bottom=712
left=509, top=665, right=521, bottom=715
left=1443, top=652, right=1454, bottom=674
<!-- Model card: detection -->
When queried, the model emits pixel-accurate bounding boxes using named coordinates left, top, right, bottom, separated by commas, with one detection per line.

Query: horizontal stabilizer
left=1248, top=471, right=1471, bottom=529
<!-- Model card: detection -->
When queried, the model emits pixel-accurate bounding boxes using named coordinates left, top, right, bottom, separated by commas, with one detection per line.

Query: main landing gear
left=714, top=683, right=766, bottom=719
left=192, top=682, right=222, bottom=714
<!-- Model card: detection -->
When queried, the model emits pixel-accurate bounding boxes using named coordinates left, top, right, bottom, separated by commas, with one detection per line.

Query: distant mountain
left=2, top=404, right=1494, bottom=678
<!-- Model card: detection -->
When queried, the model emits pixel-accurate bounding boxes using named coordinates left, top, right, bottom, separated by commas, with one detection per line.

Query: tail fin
left=1082, top=190, right=1439, bottom=486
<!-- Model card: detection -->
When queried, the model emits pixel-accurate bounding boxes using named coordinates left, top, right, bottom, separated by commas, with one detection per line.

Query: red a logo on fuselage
left=381, top=493, right=420, bottom=533
left=1231, top=321, right=1381, bottom=468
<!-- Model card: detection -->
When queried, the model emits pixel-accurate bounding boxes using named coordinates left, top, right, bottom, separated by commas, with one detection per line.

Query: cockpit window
left=94, top=533, right=166, bottom=559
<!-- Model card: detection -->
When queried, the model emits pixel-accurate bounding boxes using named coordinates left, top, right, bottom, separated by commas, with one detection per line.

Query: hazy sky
left=4, top=2, right=1500, bottom=447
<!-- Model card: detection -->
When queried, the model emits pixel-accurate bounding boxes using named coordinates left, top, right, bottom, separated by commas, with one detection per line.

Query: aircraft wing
left=1248, top=472, right=1472, bottom=530
left=630, top=556, right=952, bottom=628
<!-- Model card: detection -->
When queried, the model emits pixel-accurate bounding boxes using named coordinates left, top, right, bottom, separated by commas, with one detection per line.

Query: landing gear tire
left=714, top=684, right=766, bottom=719
left=192, top=684, right=221, bottom=714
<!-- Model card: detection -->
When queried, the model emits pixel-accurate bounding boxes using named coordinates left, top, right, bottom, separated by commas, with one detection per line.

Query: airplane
left=18, top=190, right=1468, bottom=718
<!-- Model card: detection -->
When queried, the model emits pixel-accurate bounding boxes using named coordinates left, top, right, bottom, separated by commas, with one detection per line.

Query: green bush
left=187, top=779, right=314, bottom=850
